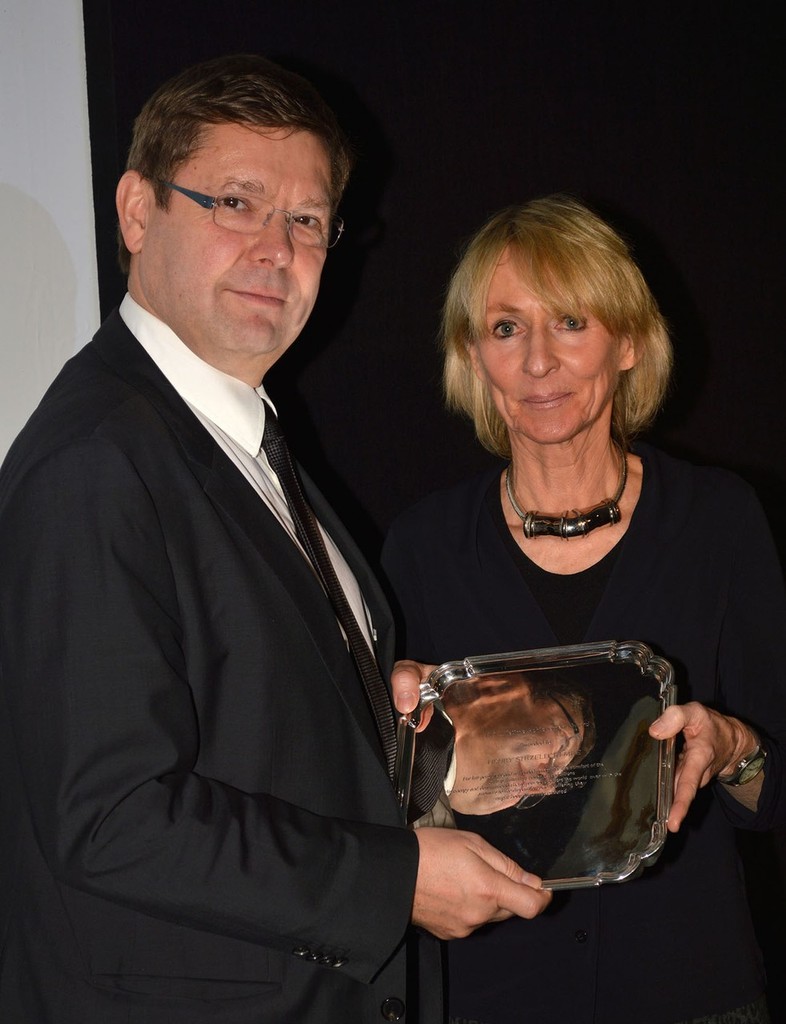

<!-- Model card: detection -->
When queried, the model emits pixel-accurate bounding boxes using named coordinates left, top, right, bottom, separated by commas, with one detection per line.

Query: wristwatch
left=717, top=744, right=767, bottom=787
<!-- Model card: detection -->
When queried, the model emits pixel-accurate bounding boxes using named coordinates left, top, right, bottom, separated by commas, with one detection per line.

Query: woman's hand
left=390, top=659, right=437, bottom=731
left=649, top=702, right=762, bottom=830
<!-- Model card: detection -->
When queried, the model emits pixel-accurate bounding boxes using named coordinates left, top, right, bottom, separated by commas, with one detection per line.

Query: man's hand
left=412, top=827, right=552, bottom=939
left=649, top=702, right=762, bottom=829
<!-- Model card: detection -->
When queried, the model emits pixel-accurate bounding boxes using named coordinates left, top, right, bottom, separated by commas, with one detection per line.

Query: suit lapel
left=91, top=311, right=391, bottom=776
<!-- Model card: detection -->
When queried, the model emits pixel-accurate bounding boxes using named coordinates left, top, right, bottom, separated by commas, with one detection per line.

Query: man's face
left=118, top=122, right=332, bottom=384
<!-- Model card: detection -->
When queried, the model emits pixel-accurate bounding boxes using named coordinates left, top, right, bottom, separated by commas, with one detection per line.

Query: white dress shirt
left=119, top=293, right=375, bottom=648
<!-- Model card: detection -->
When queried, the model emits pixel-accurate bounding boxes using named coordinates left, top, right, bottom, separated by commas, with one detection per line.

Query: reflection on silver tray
left=395, top=640, right=676, bottom=890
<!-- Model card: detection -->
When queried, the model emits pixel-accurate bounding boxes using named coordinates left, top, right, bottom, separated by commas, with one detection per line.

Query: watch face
left=738, top=753, right=766, bottom=785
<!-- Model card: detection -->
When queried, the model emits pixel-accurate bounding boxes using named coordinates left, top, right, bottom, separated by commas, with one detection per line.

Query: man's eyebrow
left=221, top=178, right=331, bottom=208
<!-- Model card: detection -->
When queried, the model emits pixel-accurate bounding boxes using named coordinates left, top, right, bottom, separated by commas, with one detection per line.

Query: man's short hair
left=118, top=53, right=353, bottom=274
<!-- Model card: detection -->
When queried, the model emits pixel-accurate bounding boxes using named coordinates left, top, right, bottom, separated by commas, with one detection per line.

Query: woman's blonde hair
left=442, top=195, right=673, bottom=456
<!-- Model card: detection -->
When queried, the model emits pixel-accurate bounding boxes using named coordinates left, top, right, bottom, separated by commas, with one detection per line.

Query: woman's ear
left=618, top=334, right=637, bottom=371
left=468, top=341, right=485, bottom=382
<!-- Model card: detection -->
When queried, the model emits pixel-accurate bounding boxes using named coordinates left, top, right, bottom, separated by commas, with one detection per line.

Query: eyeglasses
left=159, top=181, right=344, bottom=249
left=550, top=696, right=581, bottom=737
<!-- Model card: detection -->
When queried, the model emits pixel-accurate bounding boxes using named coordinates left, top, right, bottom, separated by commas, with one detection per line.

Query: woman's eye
left=492, top=320, right=517, bottom=338
left=561, top=314, right=586, bottom=331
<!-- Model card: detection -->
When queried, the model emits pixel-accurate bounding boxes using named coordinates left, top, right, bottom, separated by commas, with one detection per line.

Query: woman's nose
left=522, top=325, right=559, bottom=377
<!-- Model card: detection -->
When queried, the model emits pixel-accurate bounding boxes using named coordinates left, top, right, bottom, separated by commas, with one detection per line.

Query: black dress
left=382, top=444, right=786, bottom=1024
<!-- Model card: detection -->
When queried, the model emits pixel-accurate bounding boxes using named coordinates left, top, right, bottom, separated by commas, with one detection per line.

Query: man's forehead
left=187, top=122, right=331, bottom=184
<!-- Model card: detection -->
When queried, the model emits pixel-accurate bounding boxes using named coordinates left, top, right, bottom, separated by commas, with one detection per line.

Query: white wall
left=0, top=0, right=100, bottom=458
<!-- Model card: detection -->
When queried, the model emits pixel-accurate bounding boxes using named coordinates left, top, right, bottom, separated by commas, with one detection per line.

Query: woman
left=382, top=195, right=786, bottom=1024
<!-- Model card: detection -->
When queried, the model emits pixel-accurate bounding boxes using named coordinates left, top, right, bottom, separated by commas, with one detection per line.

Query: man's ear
left=116, top=170, right=150, bottom=256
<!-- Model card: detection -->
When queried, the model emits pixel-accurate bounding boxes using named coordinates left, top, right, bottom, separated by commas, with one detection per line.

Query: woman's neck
left=507, top=434, right=622, bottom=512
left=501, top=442, right=643, bottom=575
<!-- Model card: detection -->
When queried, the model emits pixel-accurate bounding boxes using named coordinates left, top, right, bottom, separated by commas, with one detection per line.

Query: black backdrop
left=83, top=0, right=786, bottom=1013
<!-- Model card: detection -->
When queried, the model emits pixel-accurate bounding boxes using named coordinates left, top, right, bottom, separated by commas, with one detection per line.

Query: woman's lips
left=521, top=392, right=570, bottom=408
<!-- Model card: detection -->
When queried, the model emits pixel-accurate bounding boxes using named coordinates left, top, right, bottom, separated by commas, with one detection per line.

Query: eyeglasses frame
left=158, top=180, right=344, bottom=249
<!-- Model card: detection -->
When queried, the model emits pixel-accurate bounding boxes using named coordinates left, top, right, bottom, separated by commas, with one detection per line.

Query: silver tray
left=396, top=640, right=676, bottom=890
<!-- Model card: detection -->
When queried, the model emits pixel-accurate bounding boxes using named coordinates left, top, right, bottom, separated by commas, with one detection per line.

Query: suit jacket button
left=292, top=946, right=310, bottom=958
left=380, top=996, right=406, bottom=1020
left=323, top=954, right=348, bottom=968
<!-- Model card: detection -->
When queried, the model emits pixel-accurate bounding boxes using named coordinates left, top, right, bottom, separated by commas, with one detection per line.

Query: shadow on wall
left=0, top=185, right=77, bottom=459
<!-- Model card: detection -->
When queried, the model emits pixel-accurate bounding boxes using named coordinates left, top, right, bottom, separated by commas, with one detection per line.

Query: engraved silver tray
left=396, top=640, right=676, bottom=890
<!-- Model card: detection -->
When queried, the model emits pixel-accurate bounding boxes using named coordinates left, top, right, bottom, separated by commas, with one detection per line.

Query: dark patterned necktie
left=262, top=406, right=397, bottom=778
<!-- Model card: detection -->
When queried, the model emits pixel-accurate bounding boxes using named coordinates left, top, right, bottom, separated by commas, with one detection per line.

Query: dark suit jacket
left=0, top=311, right=436, bottom=1023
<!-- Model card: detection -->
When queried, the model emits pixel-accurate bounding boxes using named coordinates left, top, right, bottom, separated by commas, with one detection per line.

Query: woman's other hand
left=649, top=702, right=763, bottom=829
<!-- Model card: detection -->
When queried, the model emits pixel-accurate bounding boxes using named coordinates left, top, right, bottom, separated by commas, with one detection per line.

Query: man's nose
left=247, top=208, right=295, bottom=266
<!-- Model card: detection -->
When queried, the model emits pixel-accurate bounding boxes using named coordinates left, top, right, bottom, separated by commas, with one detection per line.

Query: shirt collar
left=119, top=293, right=274, bottom=456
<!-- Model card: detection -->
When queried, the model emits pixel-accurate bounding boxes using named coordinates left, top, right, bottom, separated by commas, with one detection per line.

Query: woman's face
left=469, top=249, right=636, bottom=450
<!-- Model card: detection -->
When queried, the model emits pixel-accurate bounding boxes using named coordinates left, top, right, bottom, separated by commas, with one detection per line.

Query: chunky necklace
left=505, top=443, right=628, bottom=540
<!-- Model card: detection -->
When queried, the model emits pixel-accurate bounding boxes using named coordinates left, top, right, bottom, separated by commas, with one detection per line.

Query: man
left=0, top=54, right=549, bottom=1023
